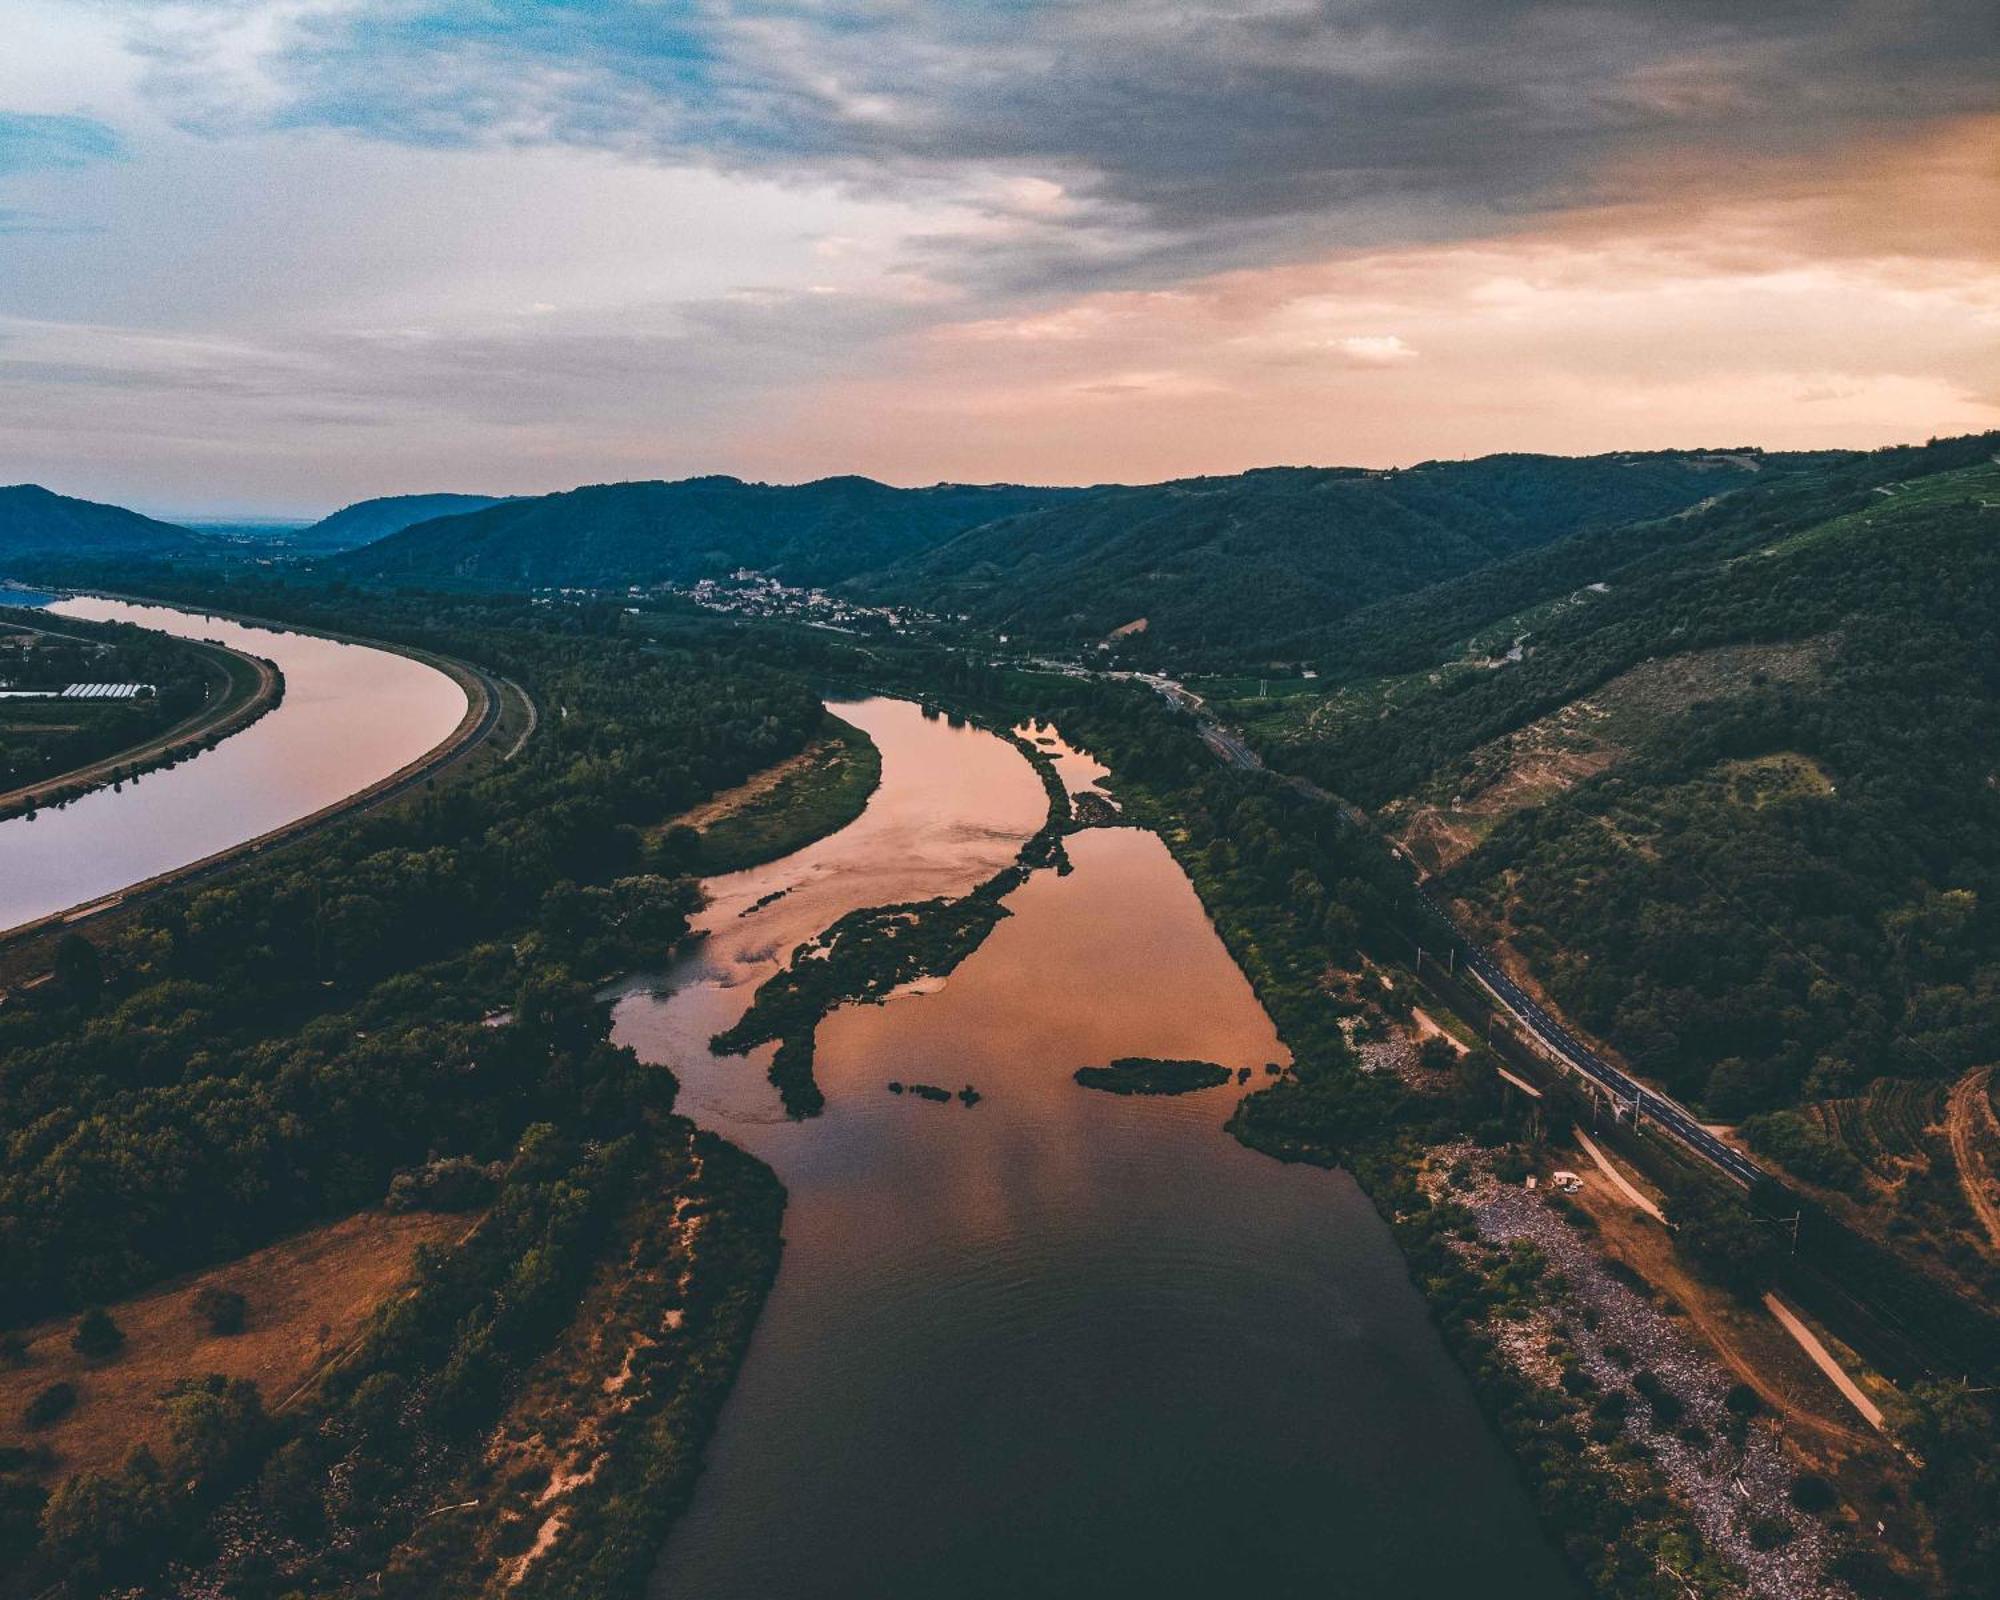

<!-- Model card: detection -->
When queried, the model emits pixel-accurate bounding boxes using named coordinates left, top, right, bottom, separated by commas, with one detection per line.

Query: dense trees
left=0, top=607, right=228, bottom=798
left=0, top=585, right=826, bottom=1319
left=860, top=451, right=1749, bottom=662
left=1246, top=436, right=2000, bottom=1124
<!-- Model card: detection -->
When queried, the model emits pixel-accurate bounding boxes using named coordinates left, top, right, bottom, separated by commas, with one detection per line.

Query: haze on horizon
left=1, top=0, right=1997, bottom=519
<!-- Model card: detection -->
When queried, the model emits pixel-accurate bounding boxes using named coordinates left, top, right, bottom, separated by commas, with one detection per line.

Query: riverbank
left=0, top=609, right=282, bottom=823
left=995, top=677, right=1915, bottom=1598
left=0, top=608, right=842, bottom=1598
left=0, top=600, right=507, bottom=976
left=613, top=696, right=1573, bottom=1599
left=662, top=711, right=880, bottom=876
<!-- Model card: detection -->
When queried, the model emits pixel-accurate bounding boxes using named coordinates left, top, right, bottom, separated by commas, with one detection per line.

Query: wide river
left=0, top=597, right=466, bottom=932
left=613, top=696, right=1573, bottom=1599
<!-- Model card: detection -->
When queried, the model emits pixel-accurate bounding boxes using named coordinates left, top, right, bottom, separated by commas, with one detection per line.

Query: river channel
left=0, top=597, right=466, bottom=933
left=612, top=696, right=1573, bottom=1599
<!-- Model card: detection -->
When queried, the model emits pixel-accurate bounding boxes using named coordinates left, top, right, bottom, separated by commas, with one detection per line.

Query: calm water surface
left=613, top=697, right=1572, bottom=1599
left=0, top=597, right=466, bottom=931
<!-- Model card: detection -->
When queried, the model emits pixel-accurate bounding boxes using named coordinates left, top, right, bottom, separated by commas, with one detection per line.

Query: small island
left=1072, top=1057, right=1232, bottom=1096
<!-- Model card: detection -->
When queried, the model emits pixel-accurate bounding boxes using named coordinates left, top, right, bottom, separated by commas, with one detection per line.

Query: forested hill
left=296, top=492, right=510, bottom=552
left=1241, top=430, right=2000, bottom=1156
left=847, top=451, right=1767, bottom=657
left=0, top=484, right=205, bottom=562
left=326, top=475, right=1086, bottom=589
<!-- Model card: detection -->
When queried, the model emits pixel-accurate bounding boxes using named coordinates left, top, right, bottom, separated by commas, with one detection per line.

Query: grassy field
left=0, top=1208, right=466, bottom=1490
left=684, top=713, right=880, bottom=875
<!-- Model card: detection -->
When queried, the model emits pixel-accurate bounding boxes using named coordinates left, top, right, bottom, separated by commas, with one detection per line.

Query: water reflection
left=612, top=697, right=1572, bottom=1599
left=0, top=598, right=467, bottom=932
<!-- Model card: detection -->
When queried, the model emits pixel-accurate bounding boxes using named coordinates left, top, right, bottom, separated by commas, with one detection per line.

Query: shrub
left=71, top=1308, right=124, bottom=1360
left=1745, top=1512, right=1796, bottom=1550
left=36, top=1447, right=174, bottom=1590
left=192, top=1286, right=247, bottom=1336
left=23, top=1383, right=75, bottom=1430
left=1789, top=1473, right=1838, bottom=1514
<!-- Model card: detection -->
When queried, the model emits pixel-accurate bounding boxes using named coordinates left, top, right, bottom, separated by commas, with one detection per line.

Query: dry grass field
left=0, top=1207, right=466, bottom=1488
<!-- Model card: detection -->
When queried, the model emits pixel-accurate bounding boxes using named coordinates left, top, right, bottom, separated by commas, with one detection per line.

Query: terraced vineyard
left=1790, top=1078, right=2000, bottom=1311
left=1802, top=1079, right=1949, bottom=1185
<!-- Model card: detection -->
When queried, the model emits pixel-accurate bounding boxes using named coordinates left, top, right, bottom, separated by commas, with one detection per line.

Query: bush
left=385, top=1154, right=502, bottom=1214
left=71, top=1308, right=124, bottom=1360
left=1631, top=1370, right=1686, bottom=1430
left=1745, top=1512, right=1796, bottom=1550
left=1789, top=1472, right=1838, bottom=1514
left=1742, top=1110, right=1866, bottom=1192
left=192, top=1286, right=247, bottom=1336
left=23, top=1383, right=75, bottom=1430
left=36, top=1447, right=174, bottom=1590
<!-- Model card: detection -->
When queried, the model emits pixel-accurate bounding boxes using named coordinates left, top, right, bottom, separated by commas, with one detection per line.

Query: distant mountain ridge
left=328, top=475, right=1088, bottom=589
left=849, top=451, right=1774, bottom=658
left=298, top=493, right=513, bottom=553
left=0, top=484, right=205, bottom=563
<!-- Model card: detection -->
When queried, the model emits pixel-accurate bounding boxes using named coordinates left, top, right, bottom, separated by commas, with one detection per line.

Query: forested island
left=1072, top=1057, right=1231, bottom=1095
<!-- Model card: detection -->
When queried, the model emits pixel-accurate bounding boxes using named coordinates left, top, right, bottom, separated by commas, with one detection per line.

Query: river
left=612, top=696, right=1573, bottom=1599
left=0, top=597, right=467, bottom=933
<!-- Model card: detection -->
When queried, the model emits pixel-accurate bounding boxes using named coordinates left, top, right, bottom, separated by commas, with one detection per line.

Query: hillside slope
left=328, top=475, right=1085, bottom=589
left=0, top=485, right=203, bottom=563
left=297, top=493, right=509, bottom=552
left=1248, top=433, right=2000, bottom=1140
left=852, top=452, right=1766, bottom=660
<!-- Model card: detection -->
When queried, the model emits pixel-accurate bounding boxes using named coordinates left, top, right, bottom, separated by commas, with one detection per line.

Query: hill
left=295, top=493, right=511, bottom=553
left=327, top=476, right=1085, bottom=590
left=851, top=452, right=1767, bottom=660
left=0, top=485, right=203, bottom=564
left=1229, top=432, right=2000, bottom=1144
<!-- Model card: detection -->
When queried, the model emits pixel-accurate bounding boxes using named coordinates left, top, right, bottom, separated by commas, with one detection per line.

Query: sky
left=1, top=1, right=1998, bottom=517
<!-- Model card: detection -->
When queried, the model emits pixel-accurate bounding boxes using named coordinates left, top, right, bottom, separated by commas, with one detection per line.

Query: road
left=0, top=630, right=508, bottom=958
left=1125, top=666, right=1764, bottom=1189
left=1411, top=888, right=1762, bottom=1186
left=0, top=625, right=281, bottom=815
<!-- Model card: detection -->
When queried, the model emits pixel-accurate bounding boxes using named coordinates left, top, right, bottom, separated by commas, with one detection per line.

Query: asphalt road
left=1412, top=885, right=1762, bottom=1187
left=1129, top=668, right=1763, bottom=1190
left=0, top=647, right=505, bottom=956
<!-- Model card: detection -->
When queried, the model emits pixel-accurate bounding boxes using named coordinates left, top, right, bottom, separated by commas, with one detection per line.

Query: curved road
left=0, top=622, right=282, bottom=816
left=0, top=618, right=513, bottom=956
left=1127, top=667, right=1764, bottom=1190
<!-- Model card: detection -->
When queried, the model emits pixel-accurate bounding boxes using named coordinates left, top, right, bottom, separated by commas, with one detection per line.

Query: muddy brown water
left=614, top=695, right=1573, bottom=1599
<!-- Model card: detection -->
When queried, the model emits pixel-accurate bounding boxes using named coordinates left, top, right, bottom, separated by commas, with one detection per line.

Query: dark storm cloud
left=136, top=0, right=2000, bottom=285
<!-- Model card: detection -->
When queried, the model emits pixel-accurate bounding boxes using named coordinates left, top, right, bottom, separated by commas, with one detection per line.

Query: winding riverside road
left=1131, top=669, right=1765, bottom=1190
left=0, top=598, right=508, bottom=947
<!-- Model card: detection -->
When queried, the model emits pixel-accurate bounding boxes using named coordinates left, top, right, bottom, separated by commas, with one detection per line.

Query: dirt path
left=1574, top=1129, right=1667, bottom=1222
left=1763, top=1292, right=1887, bottom=1432
left=1947, top=1065, right=2000, bottom=1252
left=1573, top=1184, right=1872, bottom=1455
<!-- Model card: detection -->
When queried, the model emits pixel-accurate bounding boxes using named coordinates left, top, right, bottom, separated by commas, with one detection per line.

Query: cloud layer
left=2, top=1, right=1997, bottom=512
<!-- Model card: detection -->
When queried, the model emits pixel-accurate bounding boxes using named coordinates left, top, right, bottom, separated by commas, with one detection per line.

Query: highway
left=1124, top=665, right=1763, bottom=1189
left=1412, top=885, right=1763, bottom=1187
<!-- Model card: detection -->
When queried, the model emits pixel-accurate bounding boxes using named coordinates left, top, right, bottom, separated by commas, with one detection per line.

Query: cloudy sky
left=2, top=1, right=1998, bottom=516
